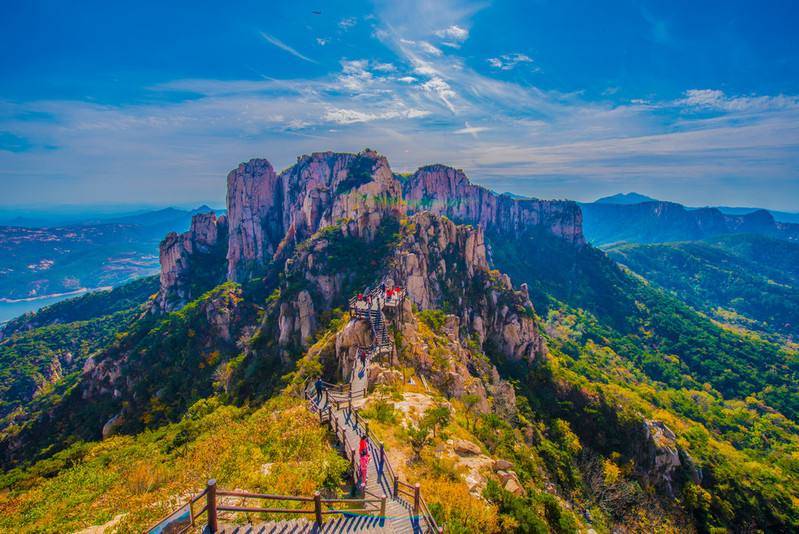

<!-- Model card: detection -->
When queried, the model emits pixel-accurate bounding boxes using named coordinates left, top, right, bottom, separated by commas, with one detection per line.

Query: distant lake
left=0, top=290, right=92, bottom=323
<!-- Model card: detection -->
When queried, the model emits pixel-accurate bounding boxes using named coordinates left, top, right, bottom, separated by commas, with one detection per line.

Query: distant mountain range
left=581, top=193, right=799, bottom=245
left=591, top=191, right=799, bottom=223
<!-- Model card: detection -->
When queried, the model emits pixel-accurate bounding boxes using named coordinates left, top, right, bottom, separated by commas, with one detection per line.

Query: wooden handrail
left=215, top=490, right=315, bottom=501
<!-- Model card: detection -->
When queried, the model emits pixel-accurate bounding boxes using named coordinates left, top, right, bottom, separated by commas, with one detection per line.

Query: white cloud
left=454, top=122, right=488, bottom=136
left=373, top=62, right=397, bottom=72
left=260, top=32, right=316, bottom=63
left=397, top=76, right=418, bottom=83
left=339, top=17, right=357, bottom=30
left=418, top=41, right=443, bottom=56
left=323, top=106, right=430, bottom=124
left=434, top=25, right=469, bottom=42
left=677, top=89, right=798, bottom=113
left=487, top=53, right=534, bottom=71
left=421, top=77, right=457, bottom=113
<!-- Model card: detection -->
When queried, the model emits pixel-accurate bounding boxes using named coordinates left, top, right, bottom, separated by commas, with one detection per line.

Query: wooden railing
left=305, top=385, right=442, bottom=532
left=146, top=479, right=386, bottom=533
left=349, top=408, right=443, bottom=533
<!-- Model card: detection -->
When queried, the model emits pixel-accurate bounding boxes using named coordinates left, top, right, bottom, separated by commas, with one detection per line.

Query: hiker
left=358, top=434, right=370, bottom=490
left=314, top=377, right=324, bottom=402
left=359, top=348, right=367, bottom=368
left=380, top=282, right=386, bottom=295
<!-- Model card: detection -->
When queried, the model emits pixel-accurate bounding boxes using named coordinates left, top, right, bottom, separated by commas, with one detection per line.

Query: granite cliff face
left=156, top=212, right=228, bottom=312
left=154, top=150, right=586, bottom=311
left=404, top=164, right=584, bottom=245
left=389, top=212, right=545, bottom=364
left=226, top=159, right=282, bottom=280
left=226, top=150, right=404, bottom=281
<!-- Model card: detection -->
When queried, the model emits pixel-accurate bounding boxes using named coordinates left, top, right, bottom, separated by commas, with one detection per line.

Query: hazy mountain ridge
left=607, top=235, right=799, bottom=338
left=581, top=199, right=798, bottom=245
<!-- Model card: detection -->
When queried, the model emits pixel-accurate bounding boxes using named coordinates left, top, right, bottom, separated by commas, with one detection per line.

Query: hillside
left=606, top=235, right=799, bottom=338
left=581, top=200, right=799, bottom=246
left=0, top=150, right=796, bottom=533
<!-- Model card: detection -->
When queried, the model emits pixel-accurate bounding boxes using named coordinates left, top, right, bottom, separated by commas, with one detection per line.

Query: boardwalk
left=171, top=284, right=437, bottom=534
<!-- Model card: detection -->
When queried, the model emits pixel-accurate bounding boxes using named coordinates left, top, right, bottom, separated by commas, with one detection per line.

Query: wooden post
left=327, top=405, right=332, bottom=424
left=393, top=477, right=399, bottom=497
left=314, top=491, right=323, bottom=525
left=380, top=494, right=387, bottom=518
left=348, top=390, right=353, bottom=412
left=379, top=443, right=385, bottom=474
left=413, top=483, right=420, bottom=516
left=364, top=421, right=370, bottom=438
left=351, top=447, right=357, bottom=480
left=206, top=479, right=218, bottom=533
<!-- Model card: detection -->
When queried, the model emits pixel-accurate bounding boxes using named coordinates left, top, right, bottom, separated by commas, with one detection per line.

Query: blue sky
left=1, top=0, right=798, bottom=210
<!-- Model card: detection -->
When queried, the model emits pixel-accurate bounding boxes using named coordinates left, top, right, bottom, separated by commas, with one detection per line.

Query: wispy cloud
left=339, top=17, right=357, bottom=30
left=487, top=53, right=534, bottom=70
left=2, top=2, right=798, bottom=210
left=435, top=25, right=469, bottom=42
left=259, top=32, right=316, bottom=63
left=677, top=88, right=798, bottom=113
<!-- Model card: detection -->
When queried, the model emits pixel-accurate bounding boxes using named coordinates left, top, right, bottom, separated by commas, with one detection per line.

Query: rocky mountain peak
left=404, top=163, right=585, bottom=244
left=155, top=149, right=587, bottom=315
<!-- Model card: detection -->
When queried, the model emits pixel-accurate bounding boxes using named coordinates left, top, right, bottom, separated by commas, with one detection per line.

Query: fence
left=146, top=479, right=386, bottom=534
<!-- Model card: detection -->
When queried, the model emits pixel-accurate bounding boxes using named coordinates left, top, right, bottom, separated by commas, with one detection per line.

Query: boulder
left=452, top=439, right=482, bottom=456
left=493, top=459, right=513, bottom=471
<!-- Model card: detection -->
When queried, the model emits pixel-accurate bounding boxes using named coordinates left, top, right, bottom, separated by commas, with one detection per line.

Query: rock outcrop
left=155, top=212, right=228, bottom=312
left=226, top=150, right=404, bottom=283
left=405, top=164, right=584, bottom=245
left=154, top=150, right=587, bottom=317
left=226, top=159, right=283, bottom=279
left=636, top=419, right=702, bottom=497
left=390, top=212, right=545, bottom=364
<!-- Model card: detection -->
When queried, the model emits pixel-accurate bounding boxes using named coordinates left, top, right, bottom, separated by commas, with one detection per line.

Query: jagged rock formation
left=154, top=150, right=585, bottom=313
left=390, top=212, right=545, bottom=363
left=636, top=419, right=702, bottom=498
left=226, top=159, right=282, bottom=279
left=404, top=164, right=584, bottom=245
left=226, top=150, right=404, bottom=281
left=156, top=212, right=228, bottom=312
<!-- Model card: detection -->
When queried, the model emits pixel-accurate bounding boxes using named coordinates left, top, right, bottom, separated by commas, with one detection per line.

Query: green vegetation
left=2, top=275, right=157, bottom=334
left=0, top=277, right=157, bottom=433
left=606, top=234, right=799, bottom=337
left=487, top=229, right=799, bottom=531
left=489, top=229, right=799, bottom=421
left=0, top=395, right=347, bottom=533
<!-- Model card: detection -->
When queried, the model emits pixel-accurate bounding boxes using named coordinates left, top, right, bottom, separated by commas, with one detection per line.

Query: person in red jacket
left=358, top=434, right=370, bottom=491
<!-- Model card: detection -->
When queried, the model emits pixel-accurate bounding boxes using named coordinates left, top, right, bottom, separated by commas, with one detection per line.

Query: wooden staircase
left=148, top=283, right=441, bottom=534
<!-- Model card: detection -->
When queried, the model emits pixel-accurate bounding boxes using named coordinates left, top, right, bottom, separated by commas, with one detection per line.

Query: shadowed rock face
left=156, top=212, right=228, bottom=312
left=390, top=212, right=545, bottom=364
left=225, top=150, right=404, bottom=282
left=404, top=164, right=585, bottom=245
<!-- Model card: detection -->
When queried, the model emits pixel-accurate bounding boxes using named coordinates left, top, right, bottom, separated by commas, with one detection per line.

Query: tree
left=423, top=403, right=452, bottom=438
left=462, top=394, right=481, bottom=431
left=407, top=423, right=432, bottom=461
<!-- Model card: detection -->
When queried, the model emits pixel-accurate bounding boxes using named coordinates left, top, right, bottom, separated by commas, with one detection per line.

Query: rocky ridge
left=155, top=150, right=583, bottom=312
